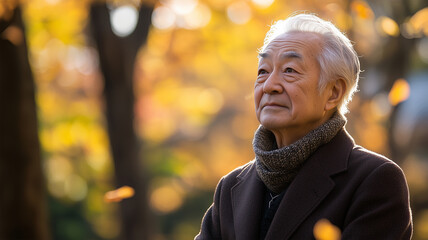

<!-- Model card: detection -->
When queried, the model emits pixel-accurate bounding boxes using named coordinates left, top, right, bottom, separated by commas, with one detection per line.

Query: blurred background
left=1, top=0, right=428, bottom=239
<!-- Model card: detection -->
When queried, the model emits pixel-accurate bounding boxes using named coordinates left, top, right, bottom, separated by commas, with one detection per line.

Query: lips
left=265, top=102, right=283, bottom=107
left=262, top=102, right=288, bottom=109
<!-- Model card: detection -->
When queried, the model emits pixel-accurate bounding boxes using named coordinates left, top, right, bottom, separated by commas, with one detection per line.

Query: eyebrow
left=258, top=51, right=303, bottom=60
left=258, top=52, right=269, bottom=59
left=281, top=51, right=302, bottom=60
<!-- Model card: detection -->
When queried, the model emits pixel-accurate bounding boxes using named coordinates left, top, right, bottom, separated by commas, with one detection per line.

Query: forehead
left=260, top=31, right=324, bottom=61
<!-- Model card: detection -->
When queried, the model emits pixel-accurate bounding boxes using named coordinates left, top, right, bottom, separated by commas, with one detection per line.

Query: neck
left=253, top=110, right=346, bottom=193
left=272, top=111, right=334, bottom=148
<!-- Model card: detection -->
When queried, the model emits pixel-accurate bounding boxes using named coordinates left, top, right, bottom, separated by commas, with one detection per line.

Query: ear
left=324, top=78, right=346, bottom=111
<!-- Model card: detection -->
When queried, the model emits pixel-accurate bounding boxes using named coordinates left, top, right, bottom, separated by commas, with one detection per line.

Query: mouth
left=263, top=103, right=287, bottom=109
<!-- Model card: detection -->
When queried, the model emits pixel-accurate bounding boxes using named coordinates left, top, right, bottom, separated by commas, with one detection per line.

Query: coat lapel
left=265, top=129, right=354, bottom=239
left=231, top=162, right=266, bottom=240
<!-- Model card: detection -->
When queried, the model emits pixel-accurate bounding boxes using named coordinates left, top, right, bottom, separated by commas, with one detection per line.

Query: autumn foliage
left=1, top=0, right=428, bottom=239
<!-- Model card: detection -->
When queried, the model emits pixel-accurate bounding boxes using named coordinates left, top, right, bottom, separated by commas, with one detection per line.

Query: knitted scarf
left=254, top=112, right=346, bottom=193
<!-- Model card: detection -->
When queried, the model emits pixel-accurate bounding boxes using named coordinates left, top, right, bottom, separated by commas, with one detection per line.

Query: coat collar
left=231, top=129, right=354, bottom=240
left=231, top=162, right=266, bottom=240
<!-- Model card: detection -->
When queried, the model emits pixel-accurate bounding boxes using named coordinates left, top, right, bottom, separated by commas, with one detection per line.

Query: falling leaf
left=313, top=218, right=341, bottom=240
left=2, top=25, right=23, bottom=45
left=388, top=78, right=410, bottom=106
left=104, top=186, right=135, bottom=203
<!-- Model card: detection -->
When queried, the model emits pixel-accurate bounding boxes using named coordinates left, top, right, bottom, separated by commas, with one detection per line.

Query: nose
left=263, top=70, right=283, bottom=94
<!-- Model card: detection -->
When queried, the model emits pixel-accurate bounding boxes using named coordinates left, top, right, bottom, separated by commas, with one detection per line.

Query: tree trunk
left=364, top=0, right=417, bottom=164
left=0, top=7, right=50, bottom=240
left=89, top=3, right=154, bottom=240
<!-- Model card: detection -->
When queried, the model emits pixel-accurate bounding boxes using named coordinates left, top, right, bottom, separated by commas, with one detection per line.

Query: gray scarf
left=254, top=112, right=346, bottom=193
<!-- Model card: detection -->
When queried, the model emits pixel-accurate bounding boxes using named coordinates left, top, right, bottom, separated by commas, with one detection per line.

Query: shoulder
left=346, top=145, right=407, bottom=190
left=351, top=145, right=391, bottom=162
left=340, top=149, right=412, bottom=239
left=349, top=145, right=403, bottom=172
left=330, top=128, right=404, bottom=176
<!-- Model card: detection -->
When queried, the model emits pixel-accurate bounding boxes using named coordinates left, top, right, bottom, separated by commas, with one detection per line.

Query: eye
left=258, top=69, right=268, bottom=76
left=284, top=67, right=296, bottom=73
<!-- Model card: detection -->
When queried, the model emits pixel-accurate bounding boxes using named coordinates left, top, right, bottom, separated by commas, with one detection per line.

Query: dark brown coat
left=195, top=129, right=412, bottom=239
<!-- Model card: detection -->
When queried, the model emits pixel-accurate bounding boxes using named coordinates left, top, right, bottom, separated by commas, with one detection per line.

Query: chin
left=259, top=118, right=289, bottom=131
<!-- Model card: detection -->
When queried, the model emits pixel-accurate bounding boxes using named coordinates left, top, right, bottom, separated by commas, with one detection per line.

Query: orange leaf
left=313, top=218, right=341, bottom=240
left=389, top=78, right=410, bottom=106
left=104, top=186, right=135, bottom=203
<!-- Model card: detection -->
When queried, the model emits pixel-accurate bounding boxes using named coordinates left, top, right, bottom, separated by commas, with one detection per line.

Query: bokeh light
left=350, top=0, right=374, bottom=19
left=150, top=184, right=184, bottom=214
left=376, top=16, right=400, bottom=37
left=408, top=7, right=428, bottom=37
left=3, top=0, right=428, bottom=239
left=181, top=3, right=211, bottom=29
left=152, top=6, right=176, bottom=30
left=64, top=174, right=88, bottom=201
left=167, top=0, right=198, bottom=15
left=251, top=0, right=275, bottom=9
left=415, top=210, right=428, bottom=238
left=227, top=1, right=252, bottom=24
left=109, top=5, right=139, bottom=37
left=370, top=92, right=392, bottom=119
left=152, top=1, right=211, bottom=30
left=417, top=37, right=428, bottom=63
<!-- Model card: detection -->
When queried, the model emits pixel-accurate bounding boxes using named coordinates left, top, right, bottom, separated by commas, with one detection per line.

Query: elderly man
left=195, top=13, right=412, bottom=239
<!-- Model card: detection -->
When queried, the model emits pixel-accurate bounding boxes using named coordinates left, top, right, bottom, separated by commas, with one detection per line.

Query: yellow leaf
left=388, top=78, right=410, bottom=106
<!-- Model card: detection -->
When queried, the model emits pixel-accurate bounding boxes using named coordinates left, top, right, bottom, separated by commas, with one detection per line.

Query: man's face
left=254, top=31, right=332, bottom=143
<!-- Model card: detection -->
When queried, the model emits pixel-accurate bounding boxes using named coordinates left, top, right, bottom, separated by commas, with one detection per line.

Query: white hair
left=259, top=13, right=360, bottom=115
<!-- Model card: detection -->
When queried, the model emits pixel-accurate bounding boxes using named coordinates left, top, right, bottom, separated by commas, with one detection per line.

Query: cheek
left=254, top=86, right=264, bottom=121
left=296, top=87, right=323, bottom=111
left=287, top=86, right=304, bottom=104
left=254, top=86, right=263, bottom=108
